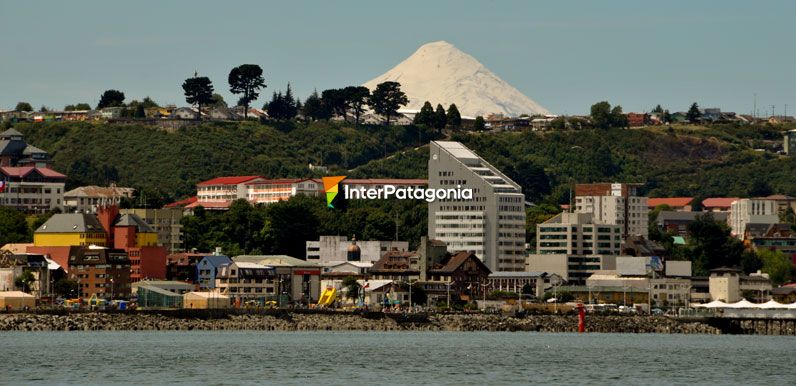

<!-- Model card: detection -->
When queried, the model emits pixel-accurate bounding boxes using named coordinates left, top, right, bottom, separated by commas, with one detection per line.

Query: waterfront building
left=574, top=183, right=649, bottom=239
left=427, top=141, right=526, bottom=272
left=369, top=250, right=421, bottom=282
left=425, top=251, right=491, bottom=302
left=64, top=185, right=135, bottom=213
left=67, top=247, right=131, bottom=300
left=708, top=268, right=772, bottom=303
left=215, top=262, right=276, bottom=301
left=183, top=291, right=230, bottom=309
left=165, top=252, right=207, bottom=282
left=306, top=235, right=409, bottom=264
left=526, top=253, right=617, bottom=285
left=487, top=271, right=554, bottom=298
left=196, top=254, right=232, bottom=290
left=728, top=199, right=778, bottom=239
left=536, top=212, right=622, bottom=255
left=233, top=255, right=321, bottom=303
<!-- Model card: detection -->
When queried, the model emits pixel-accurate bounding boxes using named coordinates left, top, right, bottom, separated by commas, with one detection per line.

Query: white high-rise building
left=428, top=141, right=526, bottom=272
left=728, top=199, right=778, bottom=239
left=575, top=183, right=648, bottom=239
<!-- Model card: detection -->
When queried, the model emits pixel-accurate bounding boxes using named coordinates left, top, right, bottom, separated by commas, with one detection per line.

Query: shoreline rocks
left=0, top=312, right=727, bottom=334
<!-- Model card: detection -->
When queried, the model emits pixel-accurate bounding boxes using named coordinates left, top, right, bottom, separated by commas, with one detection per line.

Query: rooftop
left=36, top=213, right=105, bottom=233
left=64, top=185, right=134, bottom=198
left=196, top=176, right=263, bottom=186
left=647, top=197, right=693, bottom=208
left=702, top=197, right=740, bottom=208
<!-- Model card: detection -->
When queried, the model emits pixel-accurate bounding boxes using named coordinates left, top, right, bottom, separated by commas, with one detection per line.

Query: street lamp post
left=446, top=281, right=451, bottom=309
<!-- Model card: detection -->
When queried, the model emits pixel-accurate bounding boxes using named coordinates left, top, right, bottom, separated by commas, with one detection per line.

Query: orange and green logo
left=322, top=176, right=346, bottom=208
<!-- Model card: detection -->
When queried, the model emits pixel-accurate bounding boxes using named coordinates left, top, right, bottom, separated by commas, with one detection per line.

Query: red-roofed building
left=246, top=178, right=322, bottom=205
left=626, top=113, right=650, bottom=127
left=647, top=197, right=694, bottom=212
left=702, top=197, right=740, bottom=212
left=187, top=176, right=431, bottom=210
left=0, top=166, right=66, bottom=213
left=164, top=196, right=197, bottom=209
left=194, top=176, right=266, bottom=210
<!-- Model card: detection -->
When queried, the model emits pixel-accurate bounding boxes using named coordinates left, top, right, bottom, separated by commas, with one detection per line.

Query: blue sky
left=1, top=0, right=793, bottom=115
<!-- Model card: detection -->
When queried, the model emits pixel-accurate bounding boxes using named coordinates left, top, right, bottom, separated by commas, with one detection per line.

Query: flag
left=0, top=179, right=6, bottom=193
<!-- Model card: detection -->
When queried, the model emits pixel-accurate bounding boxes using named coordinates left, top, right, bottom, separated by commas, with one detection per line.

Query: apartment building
left=215, top=261, right=276, bottom=301
left=427, top=141, right=526, bottom=272
left=536, top=212, right=622, bottom=255
left=575, top=183, right=648, bottom=239
left=67, top=247, right=131, bottom=300
left=728, top=199, right=779, bottom=239
left=64, top=185, right=135, bottom=213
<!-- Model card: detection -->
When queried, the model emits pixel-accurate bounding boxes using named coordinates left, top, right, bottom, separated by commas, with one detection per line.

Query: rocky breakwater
left=0, top=312, right=403, bottom=332
left=0, top=312, right=720, bottom=334
left=430, top=314, right=721, bottom=334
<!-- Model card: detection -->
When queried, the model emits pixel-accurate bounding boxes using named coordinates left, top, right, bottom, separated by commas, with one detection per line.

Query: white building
left=728, top=199, right=778, bottom=239
left=0, top=166, right=66, bottom=213
left=64, top=185, right=135, bottom=213
left=192, top=176, right=266, bottom=209
left=215, top=261, right=276, bottom=300
left=306, top=235, right=409, bottom=264
left=536, top=212, right=622, bottom=255
left=427, top=141, right=526, bottom=272
left=575, top=183, right=648, bottom=239
left=246, top=178, right=321, bottom=205
left=526, top=253, right=616, bottom=285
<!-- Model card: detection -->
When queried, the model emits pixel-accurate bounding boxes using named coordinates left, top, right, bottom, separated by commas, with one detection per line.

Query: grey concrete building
left=305, top=235, right=409, bottom=264
left=427, top=141, right=526, bottom=272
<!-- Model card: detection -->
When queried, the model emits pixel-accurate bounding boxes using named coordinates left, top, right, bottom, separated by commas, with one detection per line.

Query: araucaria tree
left=433, top=104, right=447, bottom=132
left=182, top=76, right=214, bottom=119
left=228, top=64, right=266, bottom=119
left=687, top=102, right=701, bottom=123
left=446, top=104, right=462, bottom=129
left=368, top=81, right=408, bottom=126
left=413, top=101, right=434, bottom=126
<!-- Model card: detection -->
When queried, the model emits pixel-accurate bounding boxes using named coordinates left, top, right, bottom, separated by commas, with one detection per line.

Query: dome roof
left=347, top=236, right=361, bottom=253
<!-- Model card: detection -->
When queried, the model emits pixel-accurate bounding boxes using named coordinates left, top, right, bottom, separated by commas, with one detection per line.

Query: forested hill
left=354, top=123, right=796, bottom=203
left=13, top=120, right=796, bottom=205
left=14, top=121, right=437, bottom=204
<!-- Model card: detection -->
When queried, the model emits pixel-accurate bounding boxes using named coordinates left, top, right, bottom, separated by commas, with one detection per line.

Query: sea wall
left=0, top=312, right=741, bottom=334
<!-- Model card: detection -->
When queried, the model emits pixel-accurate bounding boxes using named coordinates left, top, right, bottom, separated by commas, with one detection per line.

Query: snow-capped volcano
left=363, top=41, right=550, bottom=117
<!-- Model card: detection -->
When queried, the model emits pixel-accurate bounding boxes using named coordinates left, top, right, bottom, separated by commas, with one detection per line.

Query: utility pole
left=771, top=105, right=776, bottom=118
left=753, top=93, right=757, bottom=118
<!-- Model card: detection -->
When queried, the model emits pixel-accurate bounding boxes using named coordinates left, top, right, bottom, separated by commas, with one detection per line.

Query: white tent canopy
left=758, top=299, right=788, bottom=309
left=696, top=300, right=729, bottom=308
left=724, top=299, right=758, bottom=309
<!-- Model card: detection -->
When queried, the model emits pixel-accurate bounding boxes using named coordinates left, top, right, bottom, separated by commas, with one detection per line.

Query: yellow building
left=33, top=213, right=107, bottom=247
left=114, top=214, right=159, bottom=247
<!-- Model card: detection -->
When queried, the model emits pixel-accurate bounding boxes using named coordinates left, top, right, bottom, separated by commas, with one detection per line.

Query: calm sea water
left=0, top=331, right=794, bottom=385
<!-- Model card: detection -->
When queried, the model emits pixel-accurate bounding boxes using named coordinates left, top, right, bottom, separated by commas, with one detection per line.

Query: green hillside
left=12, top=120, right=796, bottom=205
left=14, top=120, right=437, bottom=203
